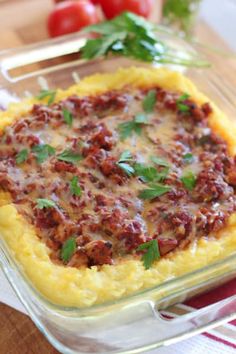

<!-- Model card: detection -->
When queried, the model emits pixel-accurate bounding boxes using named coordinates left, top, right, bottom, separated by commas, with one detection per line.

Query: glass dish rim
left=0, top=32, right=236, bottom=315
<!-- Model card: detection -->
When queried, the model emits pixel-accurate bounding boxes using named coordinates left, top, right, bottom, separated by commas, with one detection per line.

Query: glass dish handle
left=80, top=295, right=236, bottom=353
left=0, top=33, right=87, bottom=83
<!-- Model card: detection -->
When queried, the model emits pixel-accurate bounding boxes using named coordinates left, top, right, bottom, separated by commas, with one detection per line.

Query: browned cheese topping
left=1, top=87, right=236, bottom=268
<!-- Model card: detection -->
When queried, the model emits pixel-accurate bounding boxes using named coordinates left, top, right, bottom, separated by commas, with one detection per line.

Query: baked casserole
left=0, top=67, right=236, bottom=307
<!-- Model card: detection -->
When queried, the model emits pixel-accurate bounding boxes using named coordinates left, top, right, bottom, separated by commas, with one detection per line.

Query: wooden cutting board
left=0, top=1, right=235, bottom=353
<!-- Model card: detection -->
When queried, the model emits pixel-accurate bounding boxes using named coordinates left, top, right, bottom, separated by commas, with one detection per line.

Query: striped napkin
left=0, top=269, right=235, bottom=353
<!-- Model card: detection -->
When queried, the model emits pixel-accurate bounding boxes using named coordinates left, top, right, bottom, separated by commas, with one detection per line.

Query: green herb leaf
left=137, top=239, right=160, bottom=269
left=16, top=149, right=28, bottom=164
left=70, top=176, right=82, bottom=197
left=181, top=170, right=196, bottom=190
left=177, top=92, right=190, bottom=113
left=143, top=90, right=157, bottom=113
left=139, top=183, right=171, bottom=200
left=118, top=150, right=133, bottom=163
left=63, top=109, right=73, bottom=127
left=82, top=12, right=209, bottom=68
left=61, top=237, right=77, bottom=263
left=32, top=144, right=55, bottom=163
left=183, top=152, right=194, bottom=164
left=134, top=163, right=169, bottom=183
left=134, top=112, right=148, bottom=124
left=118, top=113, right=148, bottom=140
left=118, top=163, right=135, bottom=176
left=117, top=150, right=135, bottom=176
left=36, top=90, right=56, bottom=105
left=57, top=150, right=83, bottom=164
left=151, top=156, right=169, bottom=167
left=36, top=198, right=56, bottom=209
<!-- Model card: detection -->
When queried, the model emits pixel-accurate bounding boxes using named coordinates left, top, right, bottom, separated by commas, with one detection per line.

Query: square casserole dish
left=0, top=31, right=236, bottom=354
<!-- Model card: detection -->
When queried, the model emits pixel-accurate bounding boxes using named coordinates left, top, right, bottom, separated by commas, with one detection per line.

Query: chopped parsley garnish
left=16, top=149, right=28, bottom=164
left=177, top=92, right=190, bottom=113
left=57, top=150, right=83, bottom=164
left=36, top=198, right=56, bottom=209
left=137, top=239, right=160, bottom=269
left=183, top=153, right=194, bottom=164
left=134, top=163, right=169, bottom=183
left=151, top=156, right=169, bottom=167
left=143, top=90, right=157, bottom=113
left=118, top=113, right=148, bottom=140
left=138, top=183, right=171, bottom=200
left=181, top=170, right=196, bottom=190
left=61, top=237, right=77, bottom=263
left=82, top=12, right=209, bottom=68
left=117, top=150, right=134, bottom=176
left=70, top=176, right=82, bottom=197
left=32, top=144, right=55, bottom=163
left=36, top=89, right=56, bottom=105
left=63, top=108, right=73, bottom=127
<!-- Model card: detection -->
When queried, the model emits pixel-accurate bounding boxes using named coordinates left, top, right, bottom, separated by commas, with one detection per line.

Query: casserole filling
left=1, top=84, right=236, bottom=269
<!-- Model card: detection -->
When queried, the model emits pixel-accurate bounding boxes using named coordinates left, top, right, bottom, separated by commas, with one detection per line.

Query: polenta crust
left=0, top=67, right=236, bottom=307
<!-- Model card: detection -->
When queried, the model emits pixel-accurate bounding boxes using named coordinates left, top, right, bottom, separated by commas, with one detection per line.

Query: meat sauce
left=0, top=87, right=236, bottom=268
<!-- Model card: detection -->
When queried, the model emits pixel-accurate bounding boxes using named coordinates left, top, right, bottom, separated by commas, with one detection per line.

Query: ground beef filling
left=0, top=87, right=236, bottom=268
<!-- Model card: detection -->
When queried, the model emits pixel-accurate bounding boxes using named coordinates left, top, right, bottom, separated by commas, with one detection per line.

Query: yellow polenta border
left=0, top=67, right=236, bottom=307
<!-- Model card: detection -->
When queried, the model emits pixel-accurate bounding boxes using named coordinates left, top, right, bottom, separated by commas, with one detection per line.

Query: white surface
left=200, top=0, right=236, bottom=51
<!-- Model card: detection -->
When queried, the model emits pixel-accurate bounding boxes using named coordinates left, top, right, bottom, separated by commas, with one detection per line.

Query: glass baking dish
left=0, top=31, right=236, bottom=354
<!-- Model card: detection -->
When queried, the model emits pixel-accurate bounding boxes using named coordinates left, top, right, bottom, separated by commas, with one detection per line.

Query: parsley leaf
left=32, top=144, right=55, bottom=163
left=134, top=163, right=169, bottom=183
left=70, top=176, right=82, bottom=197
left=183, top=153, right=194, bottom=164
left=134, top=163, right=159, bottom=183
left=117, top=150, right=135, bottom=176
left=139, top=183, right=171, bottom=200
left=177, top=92, right=190, bottom=113
left=16, top=149, right=28, bottom=164
left=36, top=198, right=56, bottom=209
left=137, top=239, right=160, bottom=269
left=82, top=12, right=209, bottom=68
left=118, top=113, right=148, bottom=140
left=57, top=150, right=83, bottom=164
left=37, top=90, right=56, bottom=105
left=151, top=156, right=169, bottom=167
left=63, top=109, right=73, bottom=127
left=61, top=237, right=77, bottom=263
left=181, top=170, right=196, bottom=190
left=143, top=90, right=157, bottom=113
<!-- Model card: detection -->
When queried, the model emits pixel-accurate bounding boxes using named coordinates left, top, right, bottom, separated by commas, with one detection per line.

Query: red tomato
left=99, top=0, right=153, bottom=19
left=48, top=1, right=98, bottom=38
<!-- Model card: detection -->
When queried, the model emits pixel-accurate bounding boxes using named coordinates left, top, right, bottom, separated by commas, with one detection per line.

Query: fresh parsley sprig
left=139, top=183, right=171, bottom=200
left=70, top=176, right=82, bottom=196
left=63, top=109, right=73, bottom=127
left=177, top=93, right=190, bottom=113
left=134, top=163, right=169, bottom=183
left=82, top=12, right=209, bottom=68
left=183, top=152, right=194, bottom=164
left=151, top=156, right=170, bottom=168
left=116, top=150, right=135, bottom=176
left=143, top=90, right=157, bottom=113
left=32, top=144, right=55, bottom=164
left=181, top=170, right=196, bottom=190
left=36, top=198, right=56, bottom=209
left=61, top=237, right=77, bottom=263
left=57, top=150, right=83, bottom=164
left=137, top=239, right=160, bottom=269
left=118, top=113, right=148, bottom=140
left=16, top=149, right=29, bottom=164
left=37, top=90, right=56, bottom=105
